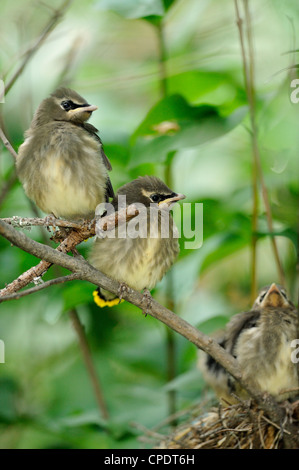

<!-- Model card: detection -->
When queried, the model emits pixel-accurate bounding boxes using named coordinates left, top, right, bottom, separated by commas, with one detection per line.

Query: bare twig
left=96, top=204, right=139, bottom=234
left=0, top=206, right=141, bottom=296
left=69, top=309, right=109, bottom=420
left=1, top=216, right=83, bottom=230
left=0, top=127, right=18, bottom=161
left=234, top=0, right=285, bottom=298
left=1, top=0, right=73, bottom=100
left=0, top=273, right=81, bottom=303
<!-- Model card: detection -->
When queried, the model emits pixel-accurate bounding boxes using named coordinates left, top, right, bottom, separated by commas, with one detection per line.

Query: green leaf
left=129, top=94, right=247, bottom=167
left=95, top=0, right=165, bottom=19
left=167, top=70, right=245, bottom=107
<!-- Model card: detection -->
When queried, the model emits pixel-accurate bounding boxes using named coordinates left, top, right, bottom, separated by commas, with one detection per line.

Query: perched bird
left=17, top=87, right=114, bottom=220
left=89, top=175, right=185, bottom=307
left=199, top=284, right=299, bottom=403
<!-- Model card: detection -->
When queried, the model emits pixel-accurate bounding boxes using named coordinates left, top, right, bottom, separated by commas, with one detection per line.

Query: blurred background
left=0, top=0, right=298, bottom=449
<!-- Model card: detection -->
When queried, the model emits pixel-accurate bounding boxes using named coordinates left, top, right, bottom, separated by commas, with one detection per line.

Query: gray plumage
left=89, top=176, right=185, bottom=302
left=17, top=87, right=114, bottom=219
left=199, top=284, right=299, bottom=403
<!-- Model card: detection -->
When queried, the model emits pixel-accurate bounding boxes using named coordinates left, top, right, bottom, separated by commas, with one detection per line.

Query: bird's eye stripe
left=61, top=100, right=88, bottom=111
left=259, top=293, right=266, bottom=302
left=151, top=192, right=176, bottom=203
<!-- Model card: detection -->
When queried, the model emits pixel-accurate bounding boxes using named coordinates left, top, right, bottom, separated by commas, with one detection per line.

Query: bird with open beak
left=89, top=175, right=185, bottom=307
left=199, top=284, right=299, bottom=403
left=17, top=87, right=114, bottom=220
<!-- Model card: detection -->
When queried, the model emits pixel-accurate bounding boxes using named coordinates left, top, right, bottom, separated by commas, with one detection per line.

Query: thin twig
left=0, top=127, right=18, bottom=161
left=157, top=20, right=177, bottom=422
left=0, top=207, right=140, bottom=297
left=0, top=273, right=81, bottom=303
left=234, top=0, right=285, bottom=298
left=69, top=309, right=109, bottom=420
left=1, top=0, right=73, bottom=100
left=1, top=216, right=82, bottom=230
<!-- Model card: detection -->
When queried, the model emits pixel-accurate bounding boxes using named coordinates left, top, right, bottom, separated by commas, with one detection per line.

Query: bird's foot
left=45, top=213, right=58, bottom=232
left=51, top=226, right=69, bottom=244
left=141, top=288, right=152, bottom=317
left=118, top=282, right=131, bottom=301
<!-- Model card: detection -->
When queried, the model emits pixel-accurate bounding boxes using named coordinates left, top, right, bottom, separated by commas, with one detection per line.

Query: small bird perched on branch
left=17, top=87, right=114, bottom=220
left=89, top=175, right=185, bottom=308
left=199, top=283, right=299, bottom=403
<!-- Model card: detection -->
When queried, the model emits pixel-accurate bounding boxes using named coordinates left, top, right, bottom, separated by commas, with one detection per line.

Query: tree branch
left=0, top=273, right=81, bottom=303
left=234, top=0, right=285, bottom=294
left=69, top=309, right=110, bottom=420
left=2, top=0, right=73, bottom=100
left=0, top=207, right=139, bottom=296
left=0, top=127, right=18, bottom=161
left=0, top=217, right=295, bottom=441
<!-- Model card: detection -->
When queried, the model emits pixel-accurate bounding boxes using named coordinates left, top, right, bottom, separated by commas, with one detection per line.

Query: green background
left=0, top=0, right=298, bottom=449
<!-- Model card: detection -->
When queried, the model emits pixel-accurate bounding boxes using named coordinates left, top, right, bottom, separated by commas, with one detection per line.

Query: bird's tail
left=92, top=287, right=124, bottom=308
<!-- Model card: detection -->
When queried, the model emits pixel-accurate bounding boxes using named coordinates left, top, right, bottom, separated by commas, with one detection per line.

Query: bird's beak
left=158, top=193, right=186, bottom=209
left=261, top=283, right=287, bottom=308
left=71, top=104, right=98, bottom=115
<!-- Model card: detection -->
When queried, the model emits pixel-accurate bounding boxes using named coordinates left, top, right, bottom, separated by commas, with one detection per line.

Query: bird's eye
left=259, top=292, right=266, bottom=303
left=281, top=290, right=287, bottom=299
left=61, top=100, right=73, bottom=111
left=151, top=194, right=160, bottom=203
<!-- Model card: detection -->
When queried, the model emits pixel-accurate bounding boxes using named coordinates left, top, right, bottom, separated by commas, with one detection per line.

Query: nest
left=153, top=399, right=299, bottom=449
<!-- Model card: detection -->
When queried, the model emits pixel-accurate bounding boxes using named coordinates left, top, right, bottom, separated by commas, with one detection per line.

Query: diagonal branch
left=0, top=217, right=295, bottom=441
left=0, top=127, right=18, bottom=161
left=0, top=273, right=81, bottom=303
left=1, top=0, right=73, bottom=101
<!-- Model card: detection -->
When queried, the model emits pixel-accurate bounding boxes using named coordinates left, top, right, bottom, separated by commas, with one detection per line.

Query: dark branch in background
left=1, top=218, right=298, bottom=446
left=1, top=0, right=73, bottom=101
left=156, top=19, right=177, bottom=423
left=234, top=0, right=285, bottom=301
left=0, top=128, right=18, bottom=161
left=69, top=309, right=110, bottom=420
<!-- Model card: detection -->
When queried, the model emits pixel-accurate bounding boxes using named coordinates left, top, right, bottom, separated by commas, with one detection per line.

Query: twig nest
left=155, top=400, right=299, bottom=449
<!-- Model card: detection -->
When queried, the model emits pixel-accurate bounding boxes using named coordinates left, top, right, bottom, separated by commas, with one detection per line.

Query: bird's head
left=115, top=176, right=185, bottom=209
left=253, top=283, right=294, bottom=309
left=30, top=87, right=98, bottom=127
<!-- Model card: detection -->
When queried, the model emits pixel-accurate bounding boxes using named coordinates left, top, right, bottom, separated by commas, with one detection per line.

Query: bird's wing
left=83, top=123, right=113, bottom=171
left=225, top=310, right=261, bottom=356
left=83, top=123, right=115, bottom=199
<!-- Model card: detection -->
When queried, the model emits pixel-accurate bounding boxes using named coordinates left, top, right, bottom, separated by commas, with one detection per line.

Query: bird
left=16, top=87, right=114, bottom=220
left=89, top=175, right=185, bottom=308
left=199, top=283, right=299, bottom=403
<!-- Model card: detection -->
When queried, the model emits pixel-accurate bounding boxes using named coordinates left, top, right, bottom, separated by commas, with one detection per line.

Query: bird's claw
left=141, top=288, right=152, bottom=317
left=45, top=213, right=58, bottom=232
left=118, top=282, right=131, bottom=301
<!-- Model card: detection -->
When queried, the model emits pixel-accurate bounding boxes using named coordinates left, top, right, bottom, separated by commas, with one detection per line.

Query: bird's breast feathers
left=91, top=233, right=179, bottom=292
left=17, top=123, right=108, bottom=218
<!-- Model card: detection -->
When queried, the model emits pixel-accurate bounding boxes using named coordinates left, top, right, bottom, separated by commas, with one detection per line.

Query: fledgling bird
left=89, top=175, right=185, bottom=307
left=199, top=284, right=299, bottom=403
left=17, top=87, right=114, bottom=220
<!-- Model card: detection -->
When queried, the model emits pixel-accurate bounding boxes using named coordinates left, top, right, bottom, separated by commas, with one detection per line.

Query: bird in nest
left=199, top=283, right=299, bottom=403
